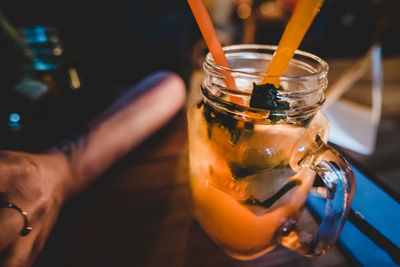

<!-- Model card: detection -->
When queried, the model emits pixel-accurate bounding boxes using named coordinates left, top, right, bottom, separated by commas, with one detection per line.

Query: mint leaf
left=249, top=83, right=290, bottom=123
left=202, top=101, right=242, bottom=144
left=268, top=112, right=287, bottom=124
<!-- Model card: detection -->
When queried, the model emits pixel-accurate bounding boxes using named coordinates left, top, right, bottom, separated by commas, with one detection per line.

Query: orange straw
left=187, top=0, right=236, bottom=90
left=263, top=0, right=324, bottom=86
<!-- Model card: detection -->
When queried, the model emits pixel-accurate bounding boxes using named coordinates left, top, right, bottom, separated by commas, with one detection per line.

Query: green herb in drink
left=202, top=101, right=242, bottom=144
left=249, top=83, right=290, bottom=123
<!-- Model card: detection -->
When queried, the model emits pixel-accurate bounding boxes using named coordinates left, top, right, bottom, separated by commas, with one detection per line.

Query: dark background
left=0, top=0, right=197, bottom=151
left=0, top=0, right=196, bottom=86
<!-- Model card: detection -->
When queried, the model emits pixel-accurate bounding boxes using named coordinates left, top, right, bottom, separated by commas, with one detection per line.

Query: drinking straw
left=187, top=0, right=236, bottom=90
left=263, top=0, right=324, bottom=86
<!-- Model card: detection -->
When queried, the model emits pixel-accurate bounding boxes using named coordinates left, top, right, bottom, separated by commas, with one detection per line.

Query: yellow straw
left=263, top=0, right=324, bottom=86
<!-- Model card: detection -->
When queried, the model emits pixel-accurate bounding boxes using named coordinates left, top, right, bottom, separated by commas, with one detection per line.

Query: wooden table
left=32, top=56, right=400, bottom=266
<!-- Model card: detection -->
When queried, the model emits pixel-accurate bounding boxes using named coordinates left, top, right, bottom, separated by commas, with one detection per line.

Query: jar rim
left=204, top=44, right=329, bottom=82
left=201, top=44, right=328, bottom=123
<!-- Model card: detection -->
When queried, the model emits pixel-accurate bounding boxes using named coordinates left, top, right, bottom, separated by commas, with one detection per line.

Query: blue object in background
left=307, top=164, right=400, bottom=266
left=21, top=25, right=63, bottom=71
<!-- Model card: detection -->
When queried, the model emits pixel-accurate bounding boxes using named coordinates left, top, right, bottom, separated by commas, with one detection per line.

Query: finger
left=86, top=71, right=186, bottom=169
left=0, top=230, right=37, bottom=267
left=56, top=71, right=186, bottom=195
left=0, top=208, right=24, bottom=251
left=1, top=208, right=60, bottom=267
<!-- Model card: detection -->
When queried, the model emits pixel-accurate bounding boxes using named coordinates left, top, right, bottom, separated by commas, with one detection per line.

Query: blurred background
left=203, top=0, right=400, bottom=55
left=0, top=0, right=198, bottom=151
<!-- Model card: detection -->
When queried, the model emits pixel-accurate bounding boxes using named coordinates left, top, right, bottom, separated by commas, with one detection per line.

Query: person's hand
left=0, top=150, right=71, bottom=266
left=0, top=71, right=186, bottom=266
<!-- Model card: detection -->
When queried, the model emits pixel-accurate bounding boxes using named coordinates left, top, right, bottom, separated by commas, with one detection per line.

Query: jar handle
left=283, top=137, right=355, bottom=256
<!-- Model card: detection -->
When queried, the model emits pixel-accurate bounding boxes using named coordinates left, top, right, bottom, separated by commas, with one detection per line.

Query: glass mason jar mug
left=187, top=44, right=355, bottom=260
